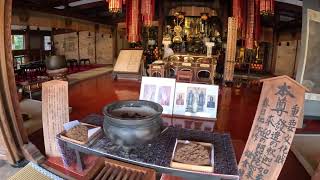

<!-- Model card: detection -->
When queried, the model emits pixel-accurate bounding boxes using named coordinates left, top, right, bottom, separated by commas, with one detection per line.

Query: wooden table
left=20, top=78, right=49, bottom=99
left=57, top=126, right=239, bottom=180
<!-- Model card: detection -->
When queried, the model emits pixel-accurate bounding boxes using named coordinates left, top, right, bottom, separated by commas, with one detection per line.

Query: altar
left=150, top=54, right=217, bottom=84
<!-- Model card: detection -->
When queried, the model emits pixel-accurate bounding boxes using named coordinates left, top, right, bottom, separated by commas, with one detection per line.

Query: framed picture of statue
left=173, top=83, right=219, bottom=119
left=139, top=77, right=176, bottom=115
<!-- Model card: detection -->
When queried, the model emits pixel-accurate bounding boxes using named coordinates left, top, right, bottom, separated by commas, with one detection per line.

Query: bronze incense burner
left=103, top=100, right=163, bottom=150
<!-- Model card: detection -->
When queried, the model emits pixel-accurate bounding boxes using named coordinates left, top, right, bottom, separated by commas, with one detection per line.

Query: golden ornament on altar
left=174, top=25, right=182, bottom=33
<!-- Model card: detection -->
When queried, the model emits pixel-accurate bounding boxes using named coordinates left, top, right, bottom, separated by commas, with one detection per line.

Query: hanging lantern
left=127, top=0, right=140, bottom=42
left=141, top=0, right=155, bottom=27
left=108, top=0, right=122, bottom=13
left=260, top=0, right=274, bottom=16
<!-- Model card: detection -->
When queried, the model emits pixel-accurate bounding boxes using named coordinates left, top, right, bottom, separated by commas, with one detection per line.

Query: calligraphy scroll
left=238, top=75, right=307, bottom=180
left=42, top=80, right=69, bottom=157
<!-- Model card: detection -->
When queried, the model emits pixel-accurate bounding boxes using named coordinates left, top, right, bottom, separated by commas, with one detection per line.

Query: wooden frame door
left=0, top=0, right=42, bottom=164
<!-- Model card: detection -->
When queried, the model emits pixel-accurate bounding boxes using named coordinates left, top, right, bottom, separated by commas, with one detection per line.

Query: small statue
left=186, top=90, right=194, bottom=112
left=197, top=91, right=205, bottom=112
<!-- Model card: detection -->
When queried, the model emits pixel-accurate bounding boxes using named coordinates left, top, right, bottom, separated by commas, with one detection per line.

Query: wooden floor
left=29, top=73, right=318, bottom=179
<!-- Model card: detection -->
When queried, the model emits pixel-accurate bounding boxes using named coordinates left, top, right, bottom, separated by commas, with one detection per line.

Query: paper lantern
left=260, top=0, right=274, bottom=15
left=141, top=0, right=155, bottom=27
left=127, top=0, right=140, bottom=42
left=108, top=0, right=122, bottom=13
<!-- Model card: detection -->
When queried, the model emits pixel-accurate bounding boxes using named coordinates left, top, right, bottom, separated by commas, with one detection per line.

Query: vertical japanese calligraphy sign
left=238, top=75, right=308, bottom=180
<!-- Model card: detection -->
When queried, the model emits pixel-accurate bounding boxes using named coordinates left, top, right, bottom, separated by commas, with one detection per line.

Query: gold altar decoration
left=108, top=0, right=122, bottom=13
left=224, top=17, right=237, bottom=82
left=200, top=13, right=209, bottom=21
left=150, top=54, right=217, bottom=84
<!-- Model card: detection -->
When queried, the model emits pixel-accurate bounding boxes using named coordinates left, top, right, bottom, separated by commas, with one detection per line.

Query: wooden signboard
left=224, top=17, right=237, bottom=83
left=113, top=49, right=143, bottom=80
left=238, top=75, right=307, bottom=180
left=42, top=80, right=69, bottom=157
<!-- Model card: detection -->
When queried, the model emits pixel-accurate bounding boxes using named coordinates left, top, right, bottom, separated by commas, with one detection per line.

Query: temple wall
left=12, top=9, right=114, bottom=64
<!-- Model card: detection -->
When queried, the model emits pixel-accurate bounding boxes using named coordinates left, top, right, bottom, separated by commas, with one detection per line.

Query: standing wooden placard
left=224, top=17, right=237, bottom=83
left=238, top=75, right=307, bottom=180
left=42, top=80, right=69, bottom=157
left=112, top=49, right=143, bottom=80
left=113, top=49, right=143, bottom=73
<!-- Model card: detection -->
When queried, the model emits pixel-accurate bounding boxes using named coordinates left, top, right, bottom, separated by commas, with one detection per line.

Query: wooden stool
left=67, top=59, right=79, bottom=70
left=79, top=59, right=90, bottom=65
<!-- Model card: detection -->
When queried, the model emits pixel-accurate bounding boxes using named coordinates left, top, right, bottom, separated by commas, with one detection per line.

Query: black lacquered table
left=57, top=115, right=239, bottom=180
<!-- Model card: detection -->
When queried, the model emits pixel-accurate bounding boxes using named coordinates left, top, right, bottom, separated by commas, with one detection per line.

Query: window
left=44, top=36, right=52, bottom=51
left=11, top=35, right=25, bottom=50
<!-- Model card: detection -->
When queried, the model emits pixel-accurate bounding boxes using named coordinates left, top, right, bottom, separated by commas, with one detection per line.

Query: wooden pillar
left=42, top=80, right=69, bottom=157
left=271, top=14, right=280, bottom=74
left=157, top=0, right=164, bottom=50
left=51, top=28, right=56, bottom=55
left=113, top=26, right=117, bottom=65
left=94, top=24, right=98, bottom=64
left=77, top=31, right=80, bottom=60
left=25, top=26, right=31, bottom=62
left=38, top=28, right=43, bottom=60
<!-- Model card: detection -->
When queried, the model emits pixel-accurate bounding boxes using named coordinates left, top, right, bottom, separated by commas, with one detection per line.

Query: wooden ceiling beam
left=13, top=1, right=113, bottom=25
left=69, top=1, right=107, bottom=11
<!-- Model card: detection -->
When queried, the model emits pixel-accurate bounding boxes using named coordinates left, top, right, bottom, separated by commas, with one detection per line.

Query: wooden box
left=60, top=123, right=102, bottom=145
left=92, top=158, right=156, bottom=180
left=170, top=140, right=214, bottom=173
left=172, top=115, right=215, bottom=132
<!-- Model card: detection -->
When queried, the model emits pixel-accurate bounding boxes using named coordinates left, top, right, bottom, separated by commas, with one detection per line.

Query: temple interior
left=0, top=0, right=319, bottom=180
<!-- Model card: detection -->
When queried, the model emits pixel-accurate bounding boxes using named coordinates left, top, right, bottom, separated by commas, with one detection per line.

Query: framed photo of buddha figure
left=139, top=77, right=176, bottom=115
left=173, top=83, right=219, bottom=119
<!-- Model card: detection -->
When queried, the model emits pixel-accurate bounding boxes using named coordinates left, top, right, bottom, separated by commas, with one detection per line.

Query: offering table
left=57, top=126, right=239, bottom=180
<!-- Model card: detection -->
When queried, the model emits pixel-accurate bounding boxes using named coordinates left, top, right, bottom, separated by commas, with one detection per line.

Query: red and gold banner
left=108, top=0, right=122, bottom=13
left=233, top=0, right=243, bottom=31
left=255, top=0, right=261, bottom=41
left=260, top=0, right=274, bottom=15
left=245, top=0, right=255, bottom=49
left=141, top=0, right=154, bottom=27
left=127, top=0, right=140, bottom=42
